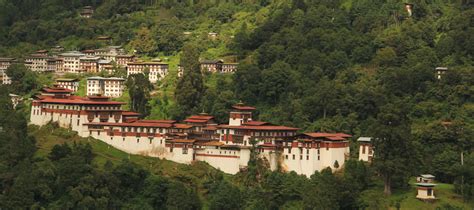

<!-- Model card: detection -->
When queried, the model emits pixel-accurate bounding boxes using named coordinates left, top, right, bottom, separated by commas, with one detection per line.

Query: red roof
left=122, top=111, right=141, bottom=116
left=203, top=126, right=218, bottom=131
left=303, top=132, right=352, bottom=140
left=84, top=122, right=173, bottom=128
left=42, top=87, right=73, bottom=93
left=168, top=139, right=195, bottom=143
left=242, top=121, right=269, bottom=126
left=173, top=124, right=194, bottom=129
left=200, top=141, right=224, bottom=146
left=218, top=125, right=299, bottom=131
left=232, top=105, right=256, bottom=111
left=186, top=115, right=214, bottom=120
left=38, top=96, right=125, bottom=105
left=140, top=119, right=176, bottom=124
left=184, top=119, right=209, bottom=123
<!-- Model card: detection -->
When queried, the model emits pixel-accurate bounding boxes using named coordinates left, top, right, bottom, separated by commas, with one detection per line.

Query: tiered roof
left=303, top=133, right=352, bottom=141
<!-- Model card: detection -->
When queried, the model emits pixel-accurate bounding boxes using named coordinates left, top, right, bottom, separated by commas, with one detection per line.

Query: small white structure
left=416, top=182, right=436, bottom=200
left=404, top=3, right=414, bottom=17
left=9, top=94, right=22, bottom=108
left=435, top=67, right=448, bottom=80
left=358, top=137, right=373, bottom=162
left=416, top=174, right=436, bottom=200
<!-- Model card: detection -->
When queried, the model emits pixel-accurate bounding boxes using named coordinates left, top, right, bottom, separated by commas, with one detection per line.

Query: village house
left=116, top=55, right=136, bottom=67
left=51, top=45, right=64, bottom=54
left=80, top=6, right=94, bottom=18
left=9, top=94, right=23, bottom=109
left=208, top=32, right=218, bottom=40
left=47, top=58, right=63, bottom=72
left=25, top=53, right=51, bottom=72
left=127, top=61, right=169, bottom=83
left=79, top=56, right=100, bottom=73
left=200, top=60, right=223, bottom=73
left=29, top=91, right=351, bottom=177
left=98, top=59, right=114, bottom=73
left=177, top=64, right=184, bottom=78
left=59, top=51, right=86, bottom=73
left=358, top=137, right=373, bottom=162
left=435, top=67, right=448, bottom=80
left=81, top=49, right=96, bottom=56
left=221, top=63, right=238, bottom=73
left=0, top=57, right=16, bottom=84
left=55, top=78, right=79, bottom=92
left=199, top=60, right=238, bottom=74
left=87, top=76, right=125, bottom=98
left=97, top=36, right=112, bottom=44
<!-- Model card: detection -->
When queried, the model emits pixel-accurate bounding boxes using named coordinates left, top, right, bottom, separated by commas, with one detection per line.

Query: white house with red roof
left=30, top=94, right=351, bottom=176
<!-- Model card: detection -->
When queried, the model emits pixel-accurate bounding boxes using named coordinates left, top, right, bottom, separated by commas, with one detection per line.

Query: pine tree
left=126, top=74, right=152, bottom=116
left=175, top=43, right=204, bottom=118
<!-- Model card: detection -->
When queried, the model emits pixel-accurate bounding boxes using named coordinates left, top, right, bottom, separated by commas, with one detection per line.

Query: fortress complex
left=30, top=87, right=350, bottom=176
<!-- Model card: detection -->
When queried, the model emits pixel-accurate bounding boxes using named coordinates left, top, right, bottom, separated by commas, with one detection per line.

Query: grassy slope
left=30, top=124, right=224, bottom=198
left=389, top=180, right=473, bottom=209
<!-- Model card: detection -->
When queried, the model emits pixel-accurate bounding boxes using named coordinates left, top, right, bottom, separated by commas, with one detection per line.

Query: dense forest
left=0, top=0, right=473, bottom=209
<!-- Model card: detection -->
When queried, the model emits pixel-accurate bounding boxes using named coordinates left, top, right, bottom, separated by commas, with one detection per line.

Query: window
left=362, top=145, right=366, bottom=154
left=292, top=155, right=295, bottom=160
left=427, top=189, right=432, bottom=196
left=307, top=149, right=310, bottom=154
left=300, top=155, right=303, bottom=160
left=306, top=156, right=309, bottom=160
left=288, top=148, right=291, bottom=154
left=318, top=156, right=320, bottom=160
left=285, top=155, right=288, bottom=159
left=137, top=139, right=140, bottom=143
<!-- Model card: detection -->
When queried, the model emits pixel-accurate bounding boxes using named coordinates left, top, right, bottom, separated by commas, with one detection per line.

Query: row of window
left=285, top=154, right=320, bottom=161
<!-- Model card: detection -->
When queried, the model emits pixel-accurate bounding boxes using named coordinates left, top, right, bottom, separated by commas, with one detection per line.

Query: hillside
left=30, top=124, right=474, bottom=209
left=0, top=0, right=473, bottom=209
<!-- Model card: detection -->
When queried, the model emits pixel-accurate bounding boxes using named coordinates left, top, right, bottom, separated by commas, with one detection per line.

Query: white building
left=59, top=51, right=86, bottom=73
left=87, top=76, right=125, bottom=98
left=25, top=54, right=50, bottom=72
left=0, top=57, right=16, bottom=84
left=29, top=97, right=351, bottom=177
left=358, top=137, right=373, bottom=162
left=127, top=61, right=169, bottom=83
left=55, top=78, right=79, bottom=92
left=435, top=67, right=448, bottom=80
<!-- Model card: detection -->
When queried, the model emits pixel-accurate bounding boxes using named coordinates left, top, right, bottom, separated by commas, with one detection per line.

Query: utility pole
left=461, top=150, right=464, bottom=201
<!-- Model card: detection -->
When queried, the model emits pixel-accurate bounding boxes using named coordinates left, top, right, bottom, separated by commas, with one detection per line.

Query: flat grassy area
left=389, top=179, right=473, bottom=209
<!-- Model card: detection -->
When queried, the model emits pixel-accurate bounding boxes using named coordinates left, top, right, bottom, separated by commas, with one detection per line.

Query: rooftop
left=218, top=124, right=299, bottom=131
left=303, top=132, right=352, bottom=141
left=37, top=95, right=125, bottom=105
left=357, top=137, right=372, bottom=142
left=60, top=51, right=85, bottom=57
left=56, top=78, right=79, bottom=82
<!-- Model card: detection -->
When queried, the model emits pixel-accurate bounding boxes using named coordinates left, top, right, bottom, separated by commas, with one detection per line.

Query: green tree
left=130, top=27, right=157, bottom=56
left=208, top=180, right=243, bottom=210
left=175, top=43, right=204, bottom=118
left=126, top=74, right=153, bottom=116
left=6, top=63, right=37, bottom=95
left=371, top=100, right=417, bottom=195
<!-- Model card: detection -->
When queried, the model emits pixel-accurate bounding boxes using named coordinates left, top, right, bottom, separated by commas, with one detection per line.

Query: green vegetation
left=0, top=0, right=473, bottom=209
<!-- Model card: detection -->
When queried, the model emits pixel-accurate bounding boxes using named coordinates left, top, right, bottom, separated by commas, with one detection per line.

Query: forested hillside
left=1, top=0, right=473, bottom=209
